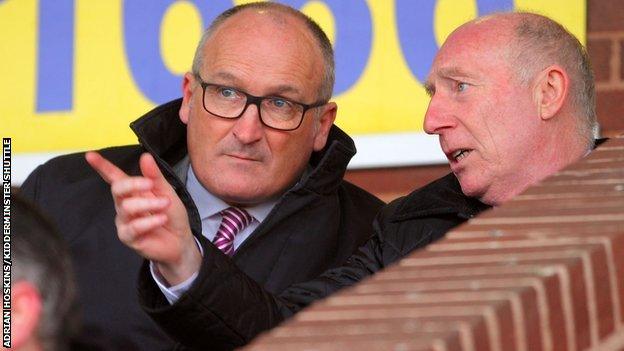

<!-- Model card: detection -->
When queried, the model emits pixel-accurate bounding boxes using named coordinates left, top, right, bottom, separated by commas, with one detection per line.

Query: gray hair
left=507, top=12, right=597, bottom=147
left=191, top=2, right=335, bottom=103
left=12, top=192, right=77, bottom=351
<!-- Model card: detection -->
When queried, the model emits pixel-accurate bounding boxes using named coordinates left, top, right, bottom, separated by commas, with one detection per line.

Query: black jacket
left=139, top=172, right=491, bottom=350
left=20, top=98, right=384, bottom=351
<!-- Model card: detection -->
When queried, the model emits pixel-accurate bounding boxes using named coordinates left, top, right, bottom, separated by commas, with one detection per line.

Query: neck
left=482, top=120, right=589, bottom=206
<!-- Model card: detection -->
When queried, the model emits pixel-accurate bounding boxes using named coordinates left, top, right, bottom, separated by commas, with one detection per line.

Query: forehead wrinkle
left=437, top=66, right=477, bottom=80
left=206, top=71, right=303, bottom=97
left=206, top=71, right=237, bottom=83
left=267, top=85, right=302, bottom=97
left=423, top=65, right=470, bottom=96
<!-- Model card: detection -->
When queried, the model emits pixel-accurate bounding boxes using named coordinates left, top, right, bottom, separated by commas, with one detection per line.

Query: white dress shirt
left=151, top=163, right=277, bottom=304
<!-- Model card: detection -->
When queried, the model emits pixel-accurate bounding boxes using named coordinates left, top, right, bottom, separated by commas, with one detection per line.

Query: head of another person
left=11, top=191, right=76, bottom=351
left=424, top=12, right=596, bottom=206
left=179, top=2, right=337, bottom=206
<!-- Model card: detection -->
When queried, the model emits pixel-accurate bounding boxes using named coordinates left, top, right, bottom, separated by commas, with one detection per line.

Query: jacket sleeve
left=19, top=165, right=43, bottom=202
left=138, top=221, right=388, bottom=350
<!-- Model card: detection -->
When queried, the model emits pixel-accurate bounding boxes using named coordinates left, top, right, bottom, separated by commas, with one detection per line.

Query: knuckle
left=120, top=198, right=134, bottom=214
left=111, top=180, right=126, bottom=196
left=130, top=219, right=147, bottom=235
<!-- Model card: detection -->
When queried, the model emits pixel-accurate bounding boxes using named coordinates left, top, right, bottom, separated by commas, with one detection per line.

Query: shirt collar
left=186, top=165, right=277, bottom=223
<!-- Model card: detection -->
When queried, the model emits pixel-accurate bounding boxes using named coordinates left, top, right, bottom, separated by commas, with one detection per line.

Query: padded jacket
left=139, top=172, right=490, bottom=350
left=20, top=98, right=384, bottom=351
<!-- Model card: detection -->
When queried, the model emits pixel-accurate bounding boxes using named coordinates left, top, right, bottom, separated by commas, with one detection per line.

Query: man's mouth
left=227, top=153, right=259, bottom=162
left=451, top=149, right=472, bottom=162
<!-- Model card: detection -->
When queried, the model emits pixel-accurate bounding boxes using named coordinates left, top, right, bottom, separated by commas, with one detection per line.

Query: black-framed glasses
left=194, top=74, right=326, bottom=131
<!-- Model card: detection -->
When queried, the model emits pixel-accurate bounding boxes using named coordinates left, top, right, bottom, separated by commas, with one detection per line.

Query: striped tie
left=212, top=207, right=253, bottom=256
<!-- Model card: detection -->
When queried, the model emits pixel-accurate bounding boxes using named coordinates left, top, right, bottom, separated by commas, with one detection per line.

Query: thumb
left=139, top=153, right=171, bottom=194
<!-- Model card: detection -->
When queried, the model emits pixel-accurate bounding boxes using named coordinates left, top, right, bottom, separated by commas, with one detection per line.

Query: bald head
left=460, top=12, right=596, bottom=147
left=191, top=2, right=335, bottom=102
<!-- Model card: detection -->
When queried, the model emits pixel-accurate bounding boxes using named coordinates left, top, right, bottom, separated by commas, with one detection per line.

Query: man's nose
left=231, top=104, right=264, bottom=144
left=423, top=96, right=456, bottom=135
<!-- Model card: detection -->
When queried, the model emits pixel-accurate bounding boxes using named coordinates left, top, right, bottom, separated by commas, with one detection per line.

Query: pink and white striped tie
left=212, top=207, right=253, bottom=256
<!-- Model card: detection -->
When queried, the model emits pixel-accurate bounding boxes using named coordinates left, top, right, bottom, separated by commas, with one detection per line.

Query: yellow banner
left=1, top=0, right=585, bottom=154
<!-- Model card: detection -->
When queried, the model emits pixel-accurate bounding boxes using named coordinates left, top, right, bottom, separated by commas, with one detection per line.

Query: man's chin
left=214, top=186, right=267, bottom=206
left=456, top=176, right=487, bottom=200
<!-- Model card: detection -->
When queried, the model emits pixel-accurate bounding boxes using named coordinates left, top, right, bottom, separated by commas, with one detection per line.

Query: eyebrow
left=267, top=85, right=302, bottom=97
left=423, top=81, right=435, bottom=97
left=423, top=66, right=476, bottom=96
left=437, top=66, right=474, bottom=80
left=208, top=71, right=303, bottom=98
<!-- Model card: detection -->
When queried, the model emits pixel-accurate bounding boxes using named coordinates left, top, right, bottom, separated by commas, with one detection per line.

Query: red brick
left=359, top=259, right=572, bottom=351
left=339, top=276, right=544, bottom=351
left=604, top=136, right=624, bottom=145
left=290, top=303, right=501, bottom=351
left=562, top=161, right=624, bottom=173
left=454, top=221, right=624, bottom=235
left=588, top=0, right=624, bottom=31
left=249, top=333, right=461, bottom=351
left=362, top=272, right=568, bottom=350
left=476, top=205, right=623, bottom=219
left=316, top=297, right=518, bottom=351
left=597, top=91, right=624, bottom=133
left=399, top=247, right=611, bottom=349
left=260, top=317, right=489, bottom=351
left=621, top=39, right=624, bottom=82
left=345, top=164, right=450, bottom=202
left=542, top=168, right=624, bottom=184
left=595, top=329, right=624, bottom=350
left=584, top=148, right=624, bottom=161
left=429, top=239, right=617, bottom=339
left=588, top=37, right=614, bottom=82
left=336, top=305, right=506, bottom=351
left=518, top=182, right=624, bottom=198
left=445, top=229, right=624, bottom=327
left=501, top=197, right=624, bottom=212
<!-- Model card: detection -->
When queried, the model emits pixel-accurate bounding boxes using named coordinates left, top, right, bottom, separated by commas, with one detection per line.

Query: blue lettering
left=396, top=0, right=513, bottom=83
left=123, top=0, right=232, bottom=104
left=36, top=0, right=74, bottom=112
left=280, top=0, right=372, bottom=96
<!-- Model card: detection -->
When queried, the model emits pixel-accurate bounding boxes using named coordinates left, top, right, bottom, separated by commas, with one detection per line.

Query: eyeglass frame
left=193, top=73, right=328, bottom=131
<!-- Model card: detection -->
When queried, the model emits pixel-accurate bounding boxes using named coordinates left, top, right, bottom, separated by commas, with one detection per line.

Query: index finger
left=85, top=151, right=129, bottom=184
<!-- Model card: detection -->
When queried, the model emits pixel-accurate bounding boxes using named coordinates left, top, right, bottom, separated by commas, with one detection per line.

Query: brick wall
left=245, top=135, right=624, bottom=351
left=588, top=0, right=624, bottom=135
left=345, top=164, right=450, bottom=203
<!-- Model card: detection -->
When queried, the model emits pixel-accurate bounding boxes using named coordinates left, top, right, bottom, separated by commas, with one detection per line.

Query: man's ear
left=312, top=102, right=337, bottom=151
left=534, top=65, right=569, bottom=120
left=179, top=72, right=196, bottom=125
left=11, top=281, right=42, bottom=349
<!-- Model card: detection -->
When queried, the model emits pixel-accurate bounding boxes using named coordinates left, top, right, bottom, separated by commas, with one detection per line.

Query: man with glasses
left=20, top=2, right=383, bottom=350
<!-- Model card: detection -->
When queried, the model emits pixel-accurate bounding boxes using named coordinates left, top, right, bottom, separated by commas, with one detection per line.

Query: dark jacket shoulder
left=374, top=173, right=490, bottom=263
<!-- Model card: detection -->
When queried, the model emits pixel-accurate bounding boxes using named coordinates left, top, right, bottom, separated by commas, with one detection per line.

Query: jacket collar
left=390, top=173, right=490, bottom=222
left=128, top=98, right=356, bottom=195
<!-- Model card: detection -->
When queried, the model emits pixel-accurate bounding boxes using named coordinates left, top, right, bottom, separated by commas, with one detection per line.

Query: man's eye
left=218, top=88, right=237, bottom=98
left=457, top=82, right=469, bottom=92
left=270, top=98, right=289, bottom=108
